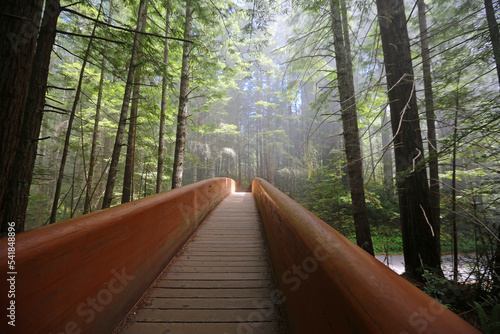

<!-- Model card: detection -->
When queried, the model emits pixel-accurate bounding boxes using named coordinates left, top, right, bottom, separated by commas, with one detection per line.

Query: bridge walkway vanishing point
left=119, top=192, right=287, bottom=334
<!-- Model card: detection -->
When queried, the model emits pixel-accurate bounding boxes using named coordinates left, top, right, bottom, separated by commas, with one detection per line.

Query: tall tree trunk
left=376, top=0, right=442, bottom=279
left=0, top=0, right=43, bottom=233
left=330, top=0, right=374, bottom=255
left=156, top=0, right=172, bottom=193
left=484, top=0, right=500, bottom=87
left=50, top=5, right=102, bottom=223
left=172, top=0, right=194, bottom=189
left=102, top=0, right=149, bottom=208
left=122, top=59, right=142, bottom=203
left=418, top=0, right=441, bottom=256
left=1, top=0, right=60, bottom=233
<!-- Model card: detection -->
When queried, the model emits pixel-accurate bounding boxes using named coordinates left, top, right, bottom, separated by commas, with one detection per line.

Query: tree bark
left=102, top=0, right=149, bottom=207
left=418, top=0, right=441, bottom=255
left=157, top=0, right=172, bottom=193
left=0, top=0, right=43, bottom=233
left=330, top=0, right=374, bottom=255
left=172, top=0, right=194, bottom=189
left=376, top=0, right=442, bottom=279
left=484, top=0, right=500, bottom=87
left=1, top=0, right=60, bottom=233
left=122, top=59, right=142, bottom=203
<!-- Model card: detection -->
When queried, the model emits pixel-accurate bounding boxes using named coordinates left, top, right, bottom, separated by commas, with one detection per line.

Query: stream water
left=375, top=254, right=479, bottom=282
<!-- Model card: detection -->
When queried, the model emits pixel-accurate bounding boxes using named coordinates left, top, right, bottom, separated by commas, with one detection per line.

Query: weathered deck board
left=120, top=192, right=286, bottom=334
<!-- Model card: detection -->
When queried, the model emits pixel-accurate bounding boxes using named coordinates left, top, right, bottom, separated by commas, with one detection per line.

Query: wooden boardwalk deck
left=120, top=192, right=286, bottom=334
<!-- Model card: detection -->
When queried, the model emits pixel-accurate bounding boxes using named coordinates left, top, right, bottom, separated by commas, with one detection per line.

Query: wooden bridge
left=0, top=178, right=480, bottom=333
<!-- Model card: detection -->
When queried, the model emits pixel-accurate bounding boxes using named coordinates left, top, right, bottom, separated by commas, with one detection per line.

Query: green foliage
left=422, top=269, right=450, bottom=304
left=475, top=302, right=500, bottom=334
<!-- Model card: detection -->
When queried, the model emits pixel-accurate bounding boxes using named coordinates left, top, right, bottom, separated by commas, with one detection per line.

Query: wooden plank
left=169, top=260, right=269, bottom=267
left=146, top=297, right=276, bottom=309
left=181, top=255, right=269, bottom=261
left=185, top=244, right=265, bottom=249
left=168, top=266, right=269, bottom=273
left=133, top=308, right=278, bottom=322
left=164, top=272, right=271, bottom=280
left=157, top=279, right=272, bottom=288
left=123, top=321, right=280, bottom=334
left=183, top=251, right=266, bottom=257
left=153, top=288, right=274, bottom=298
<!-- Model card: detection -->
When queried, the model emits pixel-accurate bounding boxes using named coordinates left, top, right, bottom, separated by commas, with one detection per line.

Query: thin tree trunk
left=192, top=132, right=199, bottom=183
left=84, top=0, right=111, bottom=214
left=330, top=0, right=374, bottom=255
left=451, top=107, right=459, bottom=282
left=381, top=109, right=393, bottom=190
left=484, top=0, right=500, bottom=87
left=70, top=153, right=77, bottom=217
left=172, top=0, right=194, bottom=189
left=84, top=55, right=105, bottom=214
left=157, top=0, right=172, bottom=193
left=376, top=0, right=442, bottom=279
left=122, top=59, right=142, bottom=203
left=102, top=0, right=149, bottom=208
left=50, top=6, right=102, bottom=223
left=238, top=113, right=242, bottom=186
left=288, top=103, right=295, bottom=198
left=418, top=0, right=441, bottom=256
left=1, top=0, right=60, bottom=233
left=0, top=0, right=44, bottom=233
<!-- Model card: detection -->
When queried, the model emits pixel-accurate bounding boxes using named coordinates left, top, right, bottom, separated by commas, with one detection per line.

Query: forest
left=1, top=0, right=499, bottom=330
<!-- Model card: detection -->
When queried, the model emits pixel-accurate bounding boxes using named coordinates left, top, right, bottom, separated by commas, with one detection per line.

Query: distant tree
left=122, top=57, right=142, bottom=203
left=156, top=0, right=172, bottom=193
left=376, top=0, right=442, bottom=279
left=84, top=1, right=114, bottom=214
left=418, top=0, right=441, bottom=254
left=50, top=3, right=104, bottom=223
left=102, top=0, right=149, bottom=208
left=330, top=0, right=374, bottom=255
left=172, top=0, right=194, bottom=189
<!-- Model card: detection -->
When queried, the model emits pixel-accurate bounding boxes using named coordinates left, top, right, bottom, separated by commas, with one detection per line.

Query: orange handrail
left=252, top=177, right=480, bottom=334
left=0, top=178, right=234, bottom=334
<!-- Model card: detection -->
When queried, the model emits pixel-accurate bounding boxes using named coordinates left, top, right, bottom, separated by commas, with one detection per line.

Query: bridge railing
left=252, top=177, right=479, bottom=334
left=0, top=178, right=235, bottom=334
